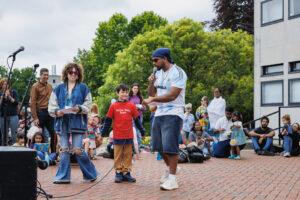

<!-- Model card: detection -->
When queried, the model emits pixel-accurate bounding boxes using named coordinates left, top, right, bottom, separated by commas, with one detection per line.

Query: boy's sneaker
left=115, top=172, right=123, bottom=183
left=283, top=152, right=291, bottom=157
left=234, top=155, right=241, bottom=160
left=160, top=178, right=179, bottom=190
left=122, top=172, right=136, bottom=182
left=53, top=180, right=70, bottom=184
left=280, top=151, right=285, bottom=156
left=160, top=166, right=181, bottom=184
left=228, top=155, right=235, bottom=159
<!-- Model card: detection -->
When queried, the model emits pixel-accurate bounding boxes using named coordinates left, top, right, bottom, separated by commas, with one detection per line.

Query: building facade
left=254, top=0, right=300, bottom=133
left=48, top=65, right=61, bottom=88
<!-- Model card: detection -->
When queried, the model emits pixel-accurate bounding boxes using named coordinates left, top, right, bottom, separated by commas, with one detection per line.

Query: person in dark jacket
left=0, top=78, right=19, bottom=145
left=48, top=63, right=98, bottom=184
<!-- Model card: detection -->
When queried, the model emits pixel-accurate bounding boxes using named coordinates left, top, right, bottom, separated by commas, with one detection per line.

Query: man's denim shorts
left=152, top=115, right=183, bottom=155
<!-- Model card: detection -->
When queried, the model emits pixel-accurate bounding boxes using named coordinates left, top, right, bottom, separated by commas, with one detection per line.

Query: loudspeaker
left=0, top=147, right=37, bottom=200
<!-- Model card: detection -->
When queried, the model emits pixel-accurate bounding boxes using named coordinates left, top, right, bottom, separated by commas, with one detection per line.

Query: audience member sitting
left=178, top=130, right=188, bottom=149
left=211, top=106, right=233, bottom=158
left=279, top=114, right=293, bottom=157
left=188, top=121, right=213, bottom=158
left=13, top=132, right=25, bottom=147
left=30, top=132, right=56, bottom=165
left=249, top=116, right=275, bottom=156
left=290, top=123, right=300, bottom=156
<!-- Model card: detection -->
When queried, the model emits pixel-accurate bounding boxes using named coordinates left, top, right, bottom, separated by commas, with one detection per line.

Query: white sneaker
left=160, top=178, right=179, bottom=190
left=176, top=166, right=181, bottom=175
left=160, top=166, right=181, bottom=184
left=283, top=152, right=291, bottom=157
left=160, top=170, right=169, bottom=184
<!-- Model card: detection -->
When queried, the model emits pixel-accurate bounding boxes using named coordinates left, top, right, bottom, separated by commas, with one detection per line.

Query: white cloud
left=0, top=0, right=215, bottom=75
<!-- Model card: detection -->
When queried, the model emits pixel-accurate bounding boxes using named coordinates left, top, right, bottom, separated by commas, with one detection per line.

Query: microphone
left=153, top=67, right=157, bottom=75
left=34, top=64, right=39, bottom=69
left=9, top=46, right=25, bottom=57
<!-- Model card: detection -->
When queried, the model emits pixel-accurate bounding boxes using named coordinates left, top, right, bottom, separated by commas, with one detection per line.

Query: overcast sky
left=0, top=0, right=215, bottom=75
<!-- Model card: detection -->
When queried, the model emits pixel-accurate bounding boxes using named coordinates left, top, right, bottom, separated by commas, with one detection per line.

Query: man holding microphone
left=143, top=48, right=187, bottom=190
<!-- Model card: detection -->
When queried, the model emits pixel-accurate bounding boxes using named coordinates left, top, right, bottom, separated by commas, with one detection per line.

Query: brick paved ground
left=38, top=150, right=300, bottom=200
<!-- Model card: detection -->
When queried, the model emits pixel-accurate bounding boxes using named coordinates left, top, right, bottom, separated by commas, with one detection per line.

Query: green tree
left=96, top=19, right=254, bottom=129
left=74, top=12, right=168, bottom=97
left=0, top=65, right=37, bottom=101
left=210, top=0, right=254, bottom=34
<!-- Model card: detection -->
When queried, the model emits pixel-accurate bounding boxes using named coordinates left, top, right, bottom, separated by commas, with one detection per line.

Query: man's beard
left=262, top=124, right=267, bottom=128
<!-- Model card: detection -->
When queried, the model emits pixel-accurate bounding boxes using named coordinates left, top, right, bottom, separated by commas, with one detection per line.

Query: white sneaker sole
left=160, top=183, right=179, bottom=190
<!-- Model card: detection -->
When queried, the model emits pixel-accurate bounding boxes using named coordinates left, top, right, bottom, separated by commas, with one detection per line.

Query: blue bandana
left=152, top=48, right=174, bottom=64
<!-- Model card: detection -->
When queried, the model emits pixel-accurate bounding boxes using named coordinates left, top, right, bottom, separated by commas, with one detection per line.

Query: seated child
left=279, top=114, right=293, bottom=157
left=30, top=132, right=56, bottom=166
left=13, top=132, right=25, bottom=147
left=83, top=114, right=102, bottom=159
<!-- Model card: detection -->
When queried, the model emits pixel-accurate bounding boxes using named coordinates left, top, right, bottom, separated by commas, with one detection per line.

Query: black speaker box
left=0, top=147, right=37, bottom=200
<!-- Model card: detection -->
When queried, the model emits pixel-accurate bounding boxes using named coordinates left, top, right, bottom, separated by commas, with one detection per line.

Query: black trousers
left=37, top=109, right=56, bottom=153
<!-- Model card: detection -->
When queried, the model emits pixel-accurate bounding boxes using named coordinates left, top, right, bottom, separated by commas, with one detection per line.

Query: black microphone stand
left=18, top=64, right=39, bottom=146
left=0, top=56, right=16, bottom=146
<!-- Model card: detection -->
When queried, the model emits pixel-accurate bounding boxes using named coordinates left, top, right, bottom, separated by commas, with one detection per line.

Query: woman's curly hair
left=61, top=63, right=84, bottom=83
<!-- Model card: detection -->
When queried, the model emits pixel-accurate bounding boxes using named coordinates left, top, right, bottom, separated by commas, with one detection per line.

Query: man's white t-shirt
left=214, top=116, right=233, bottom=141
left=154, top=64, right=187, bottom=119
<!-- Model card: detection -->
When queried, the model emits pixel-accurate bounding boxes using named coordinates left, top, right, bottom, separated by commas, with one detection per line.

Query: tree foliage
left=74, top=11, right=168, bottom=97
left=210, top=0, right=254, bottom=34
left=96, top=18, right=254, bottom=123
left=0, top=65, right=38, bottom=101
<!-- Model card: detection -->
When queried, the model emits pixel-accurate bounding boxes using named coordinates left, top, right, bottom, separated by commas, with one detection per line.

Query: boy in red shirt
left=100, top=84, right=145, bottom=183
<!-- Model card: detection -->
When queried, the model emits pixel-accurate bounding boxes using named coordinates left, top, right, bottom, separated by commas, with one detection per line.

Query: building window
left=53, top=79, right=56, bottom=83
left=289, top=79, right=300, bottom=105
left=262, top=64, right=283, bottom=76
left=289, top=0, right=300, bottom=18
left=261, top=80, right=283, bottom=106
left=289, top=61, right=300, bottom=73
left=261, top=0, right=284, bottom=26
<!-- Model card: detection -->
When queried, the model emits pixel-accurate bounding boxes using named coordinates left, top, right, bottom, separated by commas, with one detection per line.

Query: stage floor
left=38, top=150, right=300, bottom=200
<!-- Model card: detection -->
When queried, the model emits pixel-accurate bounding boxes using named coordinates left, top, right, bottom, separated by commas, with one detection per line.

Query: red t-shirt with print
left=106, top=101, right=139, bottom=139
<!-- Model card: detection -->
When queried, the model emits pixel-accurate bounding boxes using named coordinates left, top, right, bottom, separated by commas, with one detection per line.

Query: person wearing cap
left=143, top=48, right=187, bottom=190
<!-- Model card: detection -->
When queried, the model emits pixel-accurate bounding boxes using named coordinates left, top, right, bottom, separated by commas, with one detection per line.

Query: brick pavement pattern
left=38, top=150, right=300, bottom=200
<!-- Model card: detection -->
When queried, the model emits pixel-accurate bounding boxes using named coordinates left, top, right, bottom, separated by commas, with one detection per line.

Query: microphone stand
left=0, top=56, right=16, bottom=146
left=18, top=65, right=38, bottom=146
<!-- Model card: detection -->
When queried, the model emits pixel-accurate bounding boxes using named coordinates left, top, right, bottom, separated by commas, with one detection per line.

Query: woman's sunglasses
left=68, top=71, right=78, bottom=76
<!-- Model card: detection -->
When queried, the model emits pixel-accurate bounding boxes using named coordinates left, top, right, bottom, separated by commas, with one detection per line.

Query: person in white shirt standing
left=207, top=88, right=226, bottom=131
left=143, top=48, right=187, bottom=191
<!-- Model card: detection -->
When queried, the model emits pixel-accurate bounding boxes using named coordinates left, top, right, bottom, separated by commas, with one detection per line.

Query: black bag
left=178, top=148, right=189, bottom=163
left=186, top=145, right=203, bottom=154
left=189, top=152, right=204, bottom=163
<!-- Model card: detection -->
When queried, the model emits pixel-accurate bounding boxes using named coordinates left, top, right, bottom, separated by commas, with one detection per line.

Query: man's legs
left=251, top=137, right=261, bottom=152
left=262, top=137, right=273, bottom=151
left=160, top=153, right=178, bottom=174
left=45, top=113, right=56, bottom=153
